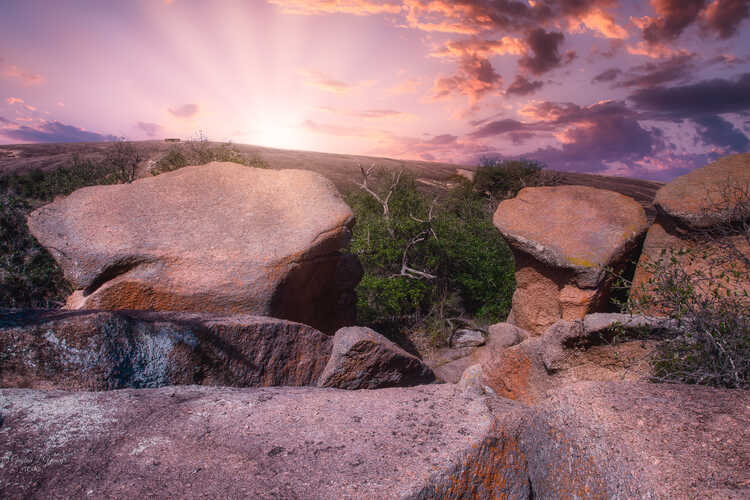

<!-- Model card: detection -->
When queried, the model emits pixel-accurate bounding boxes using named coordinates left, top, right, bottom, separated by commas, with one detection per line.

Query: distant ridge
left=0, top=140, right=662, bottom=218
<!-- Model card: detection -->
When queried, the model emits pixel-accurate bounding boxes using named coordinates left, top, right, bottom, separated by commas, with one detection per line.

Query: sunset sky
left=1, top=0, right=749, bottom=180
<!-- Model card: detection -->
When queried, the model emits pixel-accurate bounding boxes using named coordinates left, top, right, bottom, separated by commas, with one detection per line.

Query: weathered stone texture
left=494, top=185, right=647, bottom=333
left=317, top=326, right=435, bottom=389
left=27, top=162, right=359, bottom=332
left=0, top=310, right=331, bottom=391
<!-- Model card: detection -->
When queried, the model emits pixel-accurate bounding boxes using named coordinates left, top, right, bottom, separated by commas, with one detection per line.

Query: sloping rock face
left=317, top=326, right=435, bottom=389
left=654, top=153, right=750, bottom=229
left=522, top=382, right=750, bottom=499
left=2, top=382, right=747, bottom=499
left=0, top=384, right=530, bottom=499
left=0, top=310, right=331, bottom=390
left=481, top=313, right=671, bottom=404
left=494, top=186, right=648, bottom=334
left=27, top=162, right=359, bottom=333
left=633, top=154, right=750, bottom=308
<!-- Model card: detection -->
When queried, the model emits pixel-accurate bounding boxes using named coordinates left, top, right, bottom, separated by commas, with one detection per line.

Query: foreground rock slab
left=27, top=162, right=359, bottom=333
left=0, top=310, right=331, bottom=391
left=317, top=326, right=435, bottom=389
left=494, top=185, right=647, bottom=334
left=2, top=382, right=747, bottom=499
left=523, top=382, right=750, bottom=499
left=0, top=384, right=529, bottom=499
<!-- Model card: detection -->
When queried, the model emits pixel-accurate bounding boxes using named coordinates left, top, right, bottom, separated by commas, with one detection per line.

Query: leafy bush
left=0, top=194, right=71, bottom=308
left=105, top=140, right=142, bottom=183
left=347, top=168, right=515, bottom=344
left=151, top=139, right=269, bottom=176
left=625, top=247, right=749, bottom=389
left=0, top=155, right=120, bottom=201
left=474, top=158, right=558, bottom=203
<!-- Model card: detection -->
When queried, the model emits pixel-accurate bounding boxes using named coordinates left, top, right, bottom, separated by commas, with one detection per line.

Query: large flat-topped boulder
left=494, top=185, right=647, bottom=285
left=0, top=310, right=331, bottom=390
left=27, top=162, right=359, bottom=332
left=654, top=153, right=750, bottom=229
left=494, top=186, right=647, bottom=333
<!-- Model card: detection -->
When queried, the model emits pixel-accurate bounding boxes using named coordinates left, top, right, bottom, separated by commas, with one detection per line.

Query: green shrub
left=0, top=194, right=71, bottom=308
left=105, top=140, right=141, bottom=183
left=151, top=141, right=269, bottom=176
left=474, top=158, right=556, bottom=202
left=625, top=247, right=749, bottom=389
left=0, top=155, right=120, bottom=201
left=435, top=183, right=515, bottom=320
left=346, top=168, right=516, bottom=344
left=151, top=149, right=188, bottom=175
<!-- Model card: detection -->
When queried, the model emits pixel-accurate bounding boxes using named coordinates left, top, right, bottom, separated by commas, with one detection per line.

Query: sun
left=253, top=123, right=305, bottom=150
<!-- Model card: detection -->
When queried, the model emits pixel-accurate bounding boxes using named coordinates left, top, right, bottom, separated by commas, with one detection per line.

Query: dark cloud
left=707, top=53, right=747, bottom=66
left=701, top=0, right=750, bottom=38
left=592, top=68, right=621, bottom=83
left=642, top=0, right=708, bottom=43
left=518, top=29, right=573, bottom=75
left=427, top=134, right=458, bottom=145
left=629, top=73, right=750, bottom=118
left=509, top=131, right=535, bottom=145
left=431, top=54, right=503, bottom=102
left=0, top=120, right=118, bottom=143
left=168, top=103, right=199, bottom=118
left=531, top=101, right=659, bottom=169
left=467, top=100, right=661, bottom=174
left=469, top=119, right=526, bottom=138
left=0, top=116, right=11, bottom=124
left=693, top=115, right=749, bottom=151
left=616, top=53, right=696, bottom=88
left=640, top=0, right=749, bottom=43
left=136, top=121, right=163, bottom=137
left=506, top=75, right=544, bottom=95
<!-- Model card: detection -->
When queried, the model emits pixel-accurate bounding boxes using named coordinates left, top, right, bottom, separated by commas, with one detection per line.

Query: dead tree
left=355, top=164, right=437, bottom=280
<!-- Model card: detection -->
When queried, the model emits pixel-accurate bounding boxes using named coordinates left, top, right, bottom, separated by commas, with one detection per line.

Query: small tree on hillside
left=105, top=139, right=141, bottom=183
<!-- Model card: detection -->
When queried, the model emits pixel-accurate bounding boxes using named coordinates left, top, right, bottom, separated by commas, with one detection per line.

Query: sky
left=1, top=0, right=749, bottom=181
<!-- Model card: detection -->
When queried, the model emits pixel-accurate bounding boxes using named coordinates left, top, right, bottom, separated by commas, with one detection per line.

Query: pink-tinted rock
left=1, top=382, right=746, bottom=499
left=654, top=153, right=750, bottom=229
left=0, top=309, right=331, bottom=390
left=481, top=314, right=668, bottom=404
left=521, top=381, right=750, bottom=499
left=317, top=326, right=435, bottom=389
left=0, top=384, right=530, bottom=499
left=27, top=162, right=359, bottom=333
left=494, top=186, right=647, bottom=334
left=631, top=219, right=750, bottom=313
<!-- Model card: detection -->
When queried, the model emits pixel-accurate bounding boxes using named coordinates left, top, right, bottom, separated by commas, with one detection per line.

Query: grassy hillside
left=0, top=140, right=662, bottom=213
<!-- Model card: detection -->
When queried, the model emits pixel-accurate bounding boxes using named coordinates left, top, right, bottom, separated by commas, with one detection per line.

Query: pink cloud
left=430, top=54, right=503, bottom=104
left=299, top=70, right=359, bottom=93
left=267, top=0, right=402, bottom=16
left=168, top=103, right=199, bottom=118
left=3, top=65, right=44, bottom=85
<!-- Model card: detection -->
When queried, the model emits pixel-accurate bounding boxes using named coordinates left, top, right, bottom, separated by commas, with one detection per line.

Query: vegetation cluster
left=345, top=159, right=554, bottom=345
